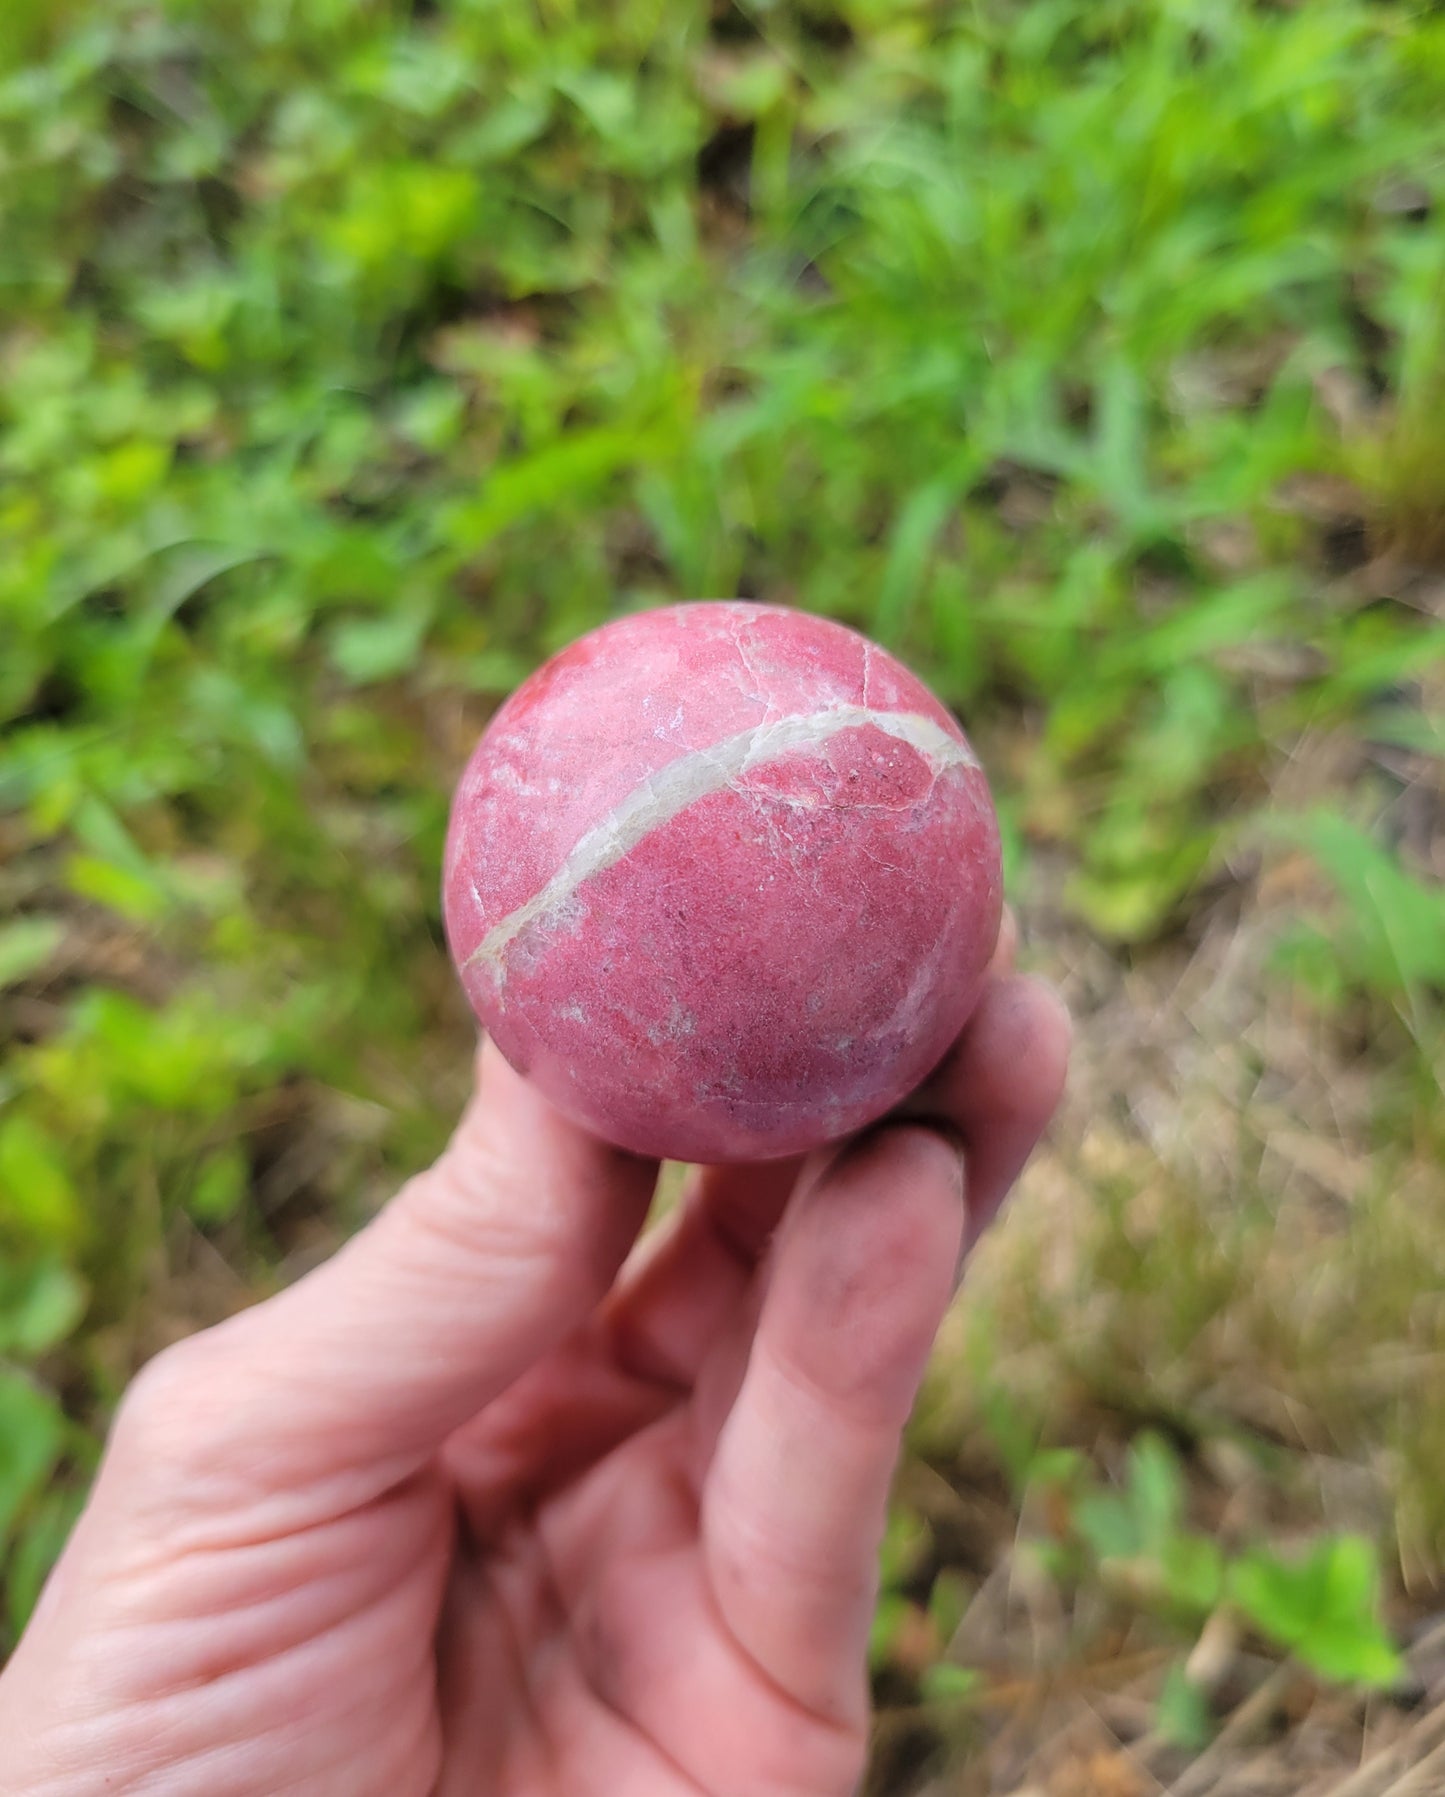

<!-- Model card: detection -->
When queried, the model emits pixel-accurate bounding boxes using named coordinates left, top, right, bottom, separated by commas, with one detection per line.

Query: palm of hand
left=437, top=1301, right=873, bottom=1797
left=0, top=968, right=1066, bottom=1797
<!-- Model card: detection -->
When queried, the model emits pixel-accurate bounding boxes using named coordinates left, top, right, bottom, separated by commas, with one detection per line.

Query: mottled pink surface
left=443, top=602, right=1002, bottom=1163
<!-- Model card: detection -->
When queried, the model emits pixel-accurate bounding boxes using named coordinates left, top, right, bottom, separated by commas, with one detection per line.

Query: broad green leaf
left=0, top=1372, right=64, bottom=1547
left=0, top=918, right=63, bottom=990
left=927, top=1569, right=972, bottom=1644
left=1127, top=1434, right=1185, bottom=1554
left=1074, top=1489, right=1140, bottom=1562
left=187, top=1146, right=249, bottom=1227
left=921, top=1663, right=983, bottom=1704
left=65, top=855, right=170, bottom=925
left=443, top=424, right=675, bottom=547
left=330, top=609, right=430, bottom=686
left=1066, top=845, right=1213, bottom=942
left=0, top=1117, right=84, bottom=1247
left=1295, top=1622, right=1405, bottom=1689
left=0, top=1258, right=87, bottom=1355
left=6, top=1487, right=84, bottom=1638
left=65, top=797, right=172, bottom=923
left=1230, top=1536, right=1404, bottom=1689
left=878, top=1505, right=930, bottom=1591
left=868, top=1592, right=914, bottom=1671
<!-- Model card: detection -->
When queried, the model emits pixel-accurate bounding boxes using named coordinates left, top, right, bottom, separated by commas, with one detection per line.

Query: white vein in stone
left=466, top=707, right=977, bottom=973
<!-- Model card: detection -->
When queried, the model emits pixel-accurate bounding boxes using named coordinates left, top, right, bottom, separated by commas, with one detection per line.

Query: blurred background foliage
left=1, top=0, right=1443, bottom=1787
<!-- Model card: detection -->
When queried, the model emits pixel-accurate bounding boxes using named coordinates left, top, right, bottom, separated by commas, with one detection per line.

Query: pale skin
left=0, top=922, right=1068, bottom=1797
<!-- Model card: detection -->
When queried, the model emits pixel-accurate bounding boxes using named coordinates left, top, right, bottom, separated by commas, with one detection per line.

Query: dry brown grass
left=876, top=761, right=1445, bottom=1791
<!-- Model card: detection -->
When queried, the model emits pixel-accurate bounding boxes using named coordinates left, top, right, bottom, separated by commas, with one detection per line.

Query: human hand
left=0, top=936, right=1067, bottom=1797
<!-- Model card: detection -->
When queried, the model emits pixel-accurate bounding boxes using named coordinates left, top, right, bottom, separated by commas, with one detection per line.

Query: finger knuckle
left=113, top=1332, right=229, bottom=1476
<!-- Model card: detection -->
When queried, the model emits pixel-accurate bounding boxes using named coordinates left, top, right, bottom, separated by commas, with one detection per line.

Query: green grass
left=2, top=0, right=1444, bottom=1779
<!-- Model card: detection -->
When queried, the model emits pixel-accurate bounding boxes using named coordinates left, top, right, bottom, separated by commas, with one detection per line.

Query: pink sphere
left=443, top=602, right=1002, bottom=1163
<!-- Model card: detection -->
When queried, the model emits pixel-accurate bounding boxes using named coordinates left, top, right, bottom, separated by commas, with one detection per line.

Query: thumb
left=113, top=1043, right=658, bottom=1514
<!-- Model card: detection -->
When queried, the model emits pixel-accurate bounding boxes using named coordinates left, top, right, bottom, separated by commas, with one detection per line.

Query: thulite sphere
left=442, top=602, right=1003, bottom=1164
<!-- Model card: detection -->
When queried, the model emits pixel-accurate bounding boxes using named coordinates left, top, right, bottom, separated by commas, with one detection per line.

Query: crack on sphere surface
left=469, top=705, right=977, bottom=980
left=443, top=603, right=1003, bottom=1164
